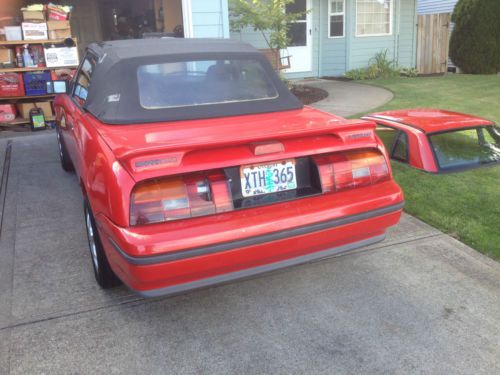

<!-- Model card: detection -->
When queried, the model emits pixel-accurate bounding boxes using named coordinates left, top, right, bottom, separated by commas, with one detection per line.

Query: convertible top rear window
left=81, top=39, right=303, bottom=124
left=137, top=59, right=278, bottom=109
left=430, top=126, right=500, bottom=170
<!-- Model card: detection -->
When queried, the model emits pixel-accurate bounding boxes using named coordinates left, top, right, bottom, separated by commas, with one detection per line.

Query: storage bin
left=0, top=73, right=25, bottom=97
left=23, top=71, right=51, bottom=96
left=5, top=26, right=23, bottom=41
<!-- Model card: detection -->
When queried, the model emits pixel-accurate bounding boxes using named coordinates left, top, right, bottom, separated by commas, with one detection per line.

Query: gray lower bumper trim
left=108, top=201, right=403, bottom=266
left=134, top=234, right=386, bottom=298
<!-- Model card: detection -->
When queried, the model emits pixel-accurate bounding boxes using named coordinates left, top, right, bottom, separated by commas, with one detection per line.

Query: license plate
left=240, top=159, right=297, bottom=197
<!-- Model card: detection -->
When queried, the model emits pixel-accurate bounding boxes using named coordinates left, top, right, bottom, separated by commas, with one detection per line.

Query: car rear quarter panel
left=54, top=95, right=135, bottom=227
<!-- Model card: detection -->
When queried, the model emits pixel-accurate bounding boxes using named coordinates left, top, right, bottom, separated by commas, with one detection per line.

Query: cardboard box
left=35, top=101, right=53, bottom=118
left=47, top=6, right=70, bottom=21
left=0, top=73, right=25, bottom=97
left=22, top=10, right=46, bottom=22
left=22, top=22, right=48, bottom=40
left=0, top=48, right=14, bottom=65
left=4, top=26, right=22, bottom=41
left=48, top=29, right=71, bottom=40
left=16, top=102, right=36, bottom=119
left=47, top=20, right=70, bottom=30
left=44, top=46, right=79, bottom=68
left=0, top=104, right=17, bottom=122
left=47, top=21, right=71, bottom=40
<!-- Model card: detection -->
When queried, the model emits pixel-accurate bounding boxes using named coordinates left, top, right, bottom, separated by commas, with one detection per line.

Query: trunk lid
left=89, top=106, right=378, bottom=181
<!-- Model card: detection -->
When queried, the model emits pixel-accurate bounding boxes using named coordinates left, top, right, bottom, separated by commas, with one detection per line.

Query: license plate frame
left=240, top=159, right=297, bottom=198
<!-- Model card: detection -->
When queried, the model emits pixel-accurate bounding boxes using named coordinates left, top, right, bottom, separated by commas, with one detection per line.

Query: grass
left=353, top=74, right=500, bottom=260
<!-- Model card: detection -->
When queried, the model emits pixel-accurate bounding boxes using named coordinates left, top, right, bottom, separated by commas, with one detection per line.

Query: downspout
left=317, top=0, right=323, bottom=77
left=394, top=0, right=400, bottom=64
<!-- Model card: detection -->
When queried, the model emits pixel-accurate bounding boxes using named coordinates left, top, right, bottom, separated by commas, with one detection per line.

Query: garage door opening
left=98, top=0, right=185, bottom=40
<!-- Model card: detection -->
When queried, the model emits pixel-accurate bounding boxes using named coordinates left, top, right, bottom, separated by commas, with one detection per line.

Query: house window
left=328, top=0, right=345, bottom=38
left=356, top=0, right=393, bottom=36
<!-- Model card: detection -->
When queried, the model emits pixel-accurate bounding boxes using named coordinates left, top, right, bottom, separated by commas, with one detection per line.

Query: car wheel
left=84, top=199, right=121, bottom=289
left=56, top=127, right=74, bottom=172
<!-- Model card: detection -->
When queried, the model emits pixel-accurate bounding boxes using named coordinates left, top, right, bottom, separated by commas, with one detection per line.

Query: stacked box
left=44, top=46, right=78, bottom=68
left=22, top=10, right=46, bottom=22
left=47, top=20, right=71, bottom=40
left=22, top=22, right=48, bottom=40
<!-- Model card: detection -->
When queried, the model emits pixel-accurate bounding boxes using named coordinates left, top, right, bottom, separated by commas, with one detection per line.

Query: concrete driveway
left=296, top=78, right=393, bottom=117
left=1, top=133, right=500, bottom=375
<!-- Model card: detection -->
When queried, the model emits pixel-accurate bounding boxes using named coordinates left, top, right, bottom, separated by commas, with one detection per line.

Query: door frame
left=283, top=0, right=313, bottom=74
left=181, top=0, right=194, bottom=37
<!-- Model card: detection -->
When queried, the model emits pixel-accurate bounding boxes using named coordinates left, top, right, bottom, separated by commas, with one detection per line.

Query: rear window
left=137, top=59, right=279, bottom=109
left=430, top=126, right=500, bottom=170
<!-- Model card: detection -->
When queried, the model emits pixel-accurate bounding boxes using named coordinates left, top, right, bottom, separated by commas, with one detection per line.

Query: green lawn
left=354, top=75, right=500, bottom=260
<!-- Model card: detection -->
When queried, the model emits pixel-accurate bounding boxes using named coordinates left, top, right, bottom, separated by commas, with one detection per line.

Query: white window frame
left=328, top=0, right=345, bottom=39
left=355, top=0, right=394, bottom=37
left=182, top=0, right=194, bottom=38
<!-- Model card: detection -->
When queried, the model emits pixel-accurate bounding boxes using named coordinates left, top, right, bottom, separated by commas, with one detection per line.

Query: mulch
left=291, top=85, right=329, bottom=105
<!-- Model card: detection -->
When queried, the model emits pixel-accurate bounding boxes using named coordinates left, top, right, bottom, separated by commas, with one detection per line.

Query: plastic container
left=29, top=107, right=46, bottom=131
left=5, top=26, right=23, bottom=41
left=23, top=71, right=51, bottom=96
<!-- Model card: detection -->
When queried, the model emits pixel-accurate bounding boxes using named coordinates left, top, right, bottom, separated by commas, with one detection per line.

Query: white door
left=283, top=0, right=312, bottom=73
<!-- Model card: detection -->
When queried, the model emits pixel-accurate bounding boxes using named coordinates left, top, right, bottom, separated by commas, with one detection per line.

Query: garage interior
left=2, top=0, right=185, bottom=55
left=0, top=0, right=188, bottom=131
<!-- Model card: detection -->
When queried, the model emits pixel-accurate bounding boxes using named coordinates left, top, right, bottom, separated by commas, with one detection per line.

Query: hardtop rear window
left=137, top=59, right=279, bottom=109
left=429, top=126, right=500, bottom=170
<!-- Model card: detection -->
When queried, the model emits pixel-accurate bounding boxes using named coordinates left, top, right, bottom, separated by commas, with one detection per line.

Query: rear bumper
left=97, top=181, right=404, bottom=297
left=127, top=234, right=386, bottom=298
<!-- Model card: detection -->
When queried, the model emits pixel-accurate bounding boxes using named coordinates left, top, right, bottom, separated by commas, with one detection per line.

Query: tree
left=449, top=0, right=500, bottom=74
left=229, top=0, right=307, bottom=69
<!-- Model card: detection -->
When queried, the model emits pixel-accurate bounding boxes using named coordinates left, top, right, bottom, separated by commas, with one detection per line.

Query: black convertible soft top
left=81, top=39, right=303, bottom=124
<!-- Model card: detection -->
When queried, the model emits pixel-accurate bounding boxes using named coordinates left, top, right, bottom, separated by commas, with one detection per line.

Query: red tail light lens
left=130, top=172, right=233, bottom=226
left=314, top=150, right=389, bottom=193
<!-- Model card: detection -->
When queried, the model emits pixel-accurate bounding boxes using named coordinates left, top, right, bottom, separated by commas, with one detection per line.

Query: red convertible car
left=54, top=39, right=403, bottom=297
left=363, top=109, right=500, bottom=173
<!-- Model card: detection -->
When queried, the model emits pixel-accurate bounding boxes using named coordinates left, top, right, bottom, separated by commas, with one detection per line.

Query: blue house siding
left=231, top=0, right=417, bottom=78
left=230, top=0, right=321, bottom=79
left=417, top=0, right=457, bottom=15
left=318, top=0, right=347, bottom=76
left=347, top=0, right=416, bottom=70
left=190, top=0, right=230, bottom=38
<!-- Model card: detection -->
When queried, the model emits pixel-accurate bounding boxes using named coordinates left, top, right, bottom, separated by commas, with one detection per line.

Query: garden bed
left=291, top=85, right=328, bottom=105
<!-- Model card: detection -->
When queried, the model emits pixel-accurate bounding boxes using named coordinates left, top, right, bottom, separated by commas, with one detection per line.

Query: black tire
left=84, top=199, right=121, bottom=289
left=56, top=127, right=74, bottom=172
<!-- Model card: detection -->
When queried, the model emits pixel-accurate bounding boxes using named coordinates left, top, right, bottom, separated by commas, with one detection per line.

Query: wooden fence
left=416, top=13, right=451, bottom=74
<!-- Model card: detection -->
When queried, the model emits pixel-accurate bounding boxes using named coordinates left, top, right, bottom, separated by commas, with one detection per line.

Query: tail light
left=130, top=172, right=233, bottom=226
left=130, top=150, right=389, bottom=226
left=314, top=150, right=390, bottom=193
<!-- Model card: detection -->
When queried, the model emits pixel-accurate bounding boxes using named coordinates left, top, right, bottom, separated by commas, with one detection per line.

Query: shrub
left=400, top=67, right=419, bottom=77
left=449, top=0, right=500, bottom=74
left=345, top=68, right=368, bottom=80
left=369, top=50, right=399, bottom=78
left=344, top=50, right=400, bottom=80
